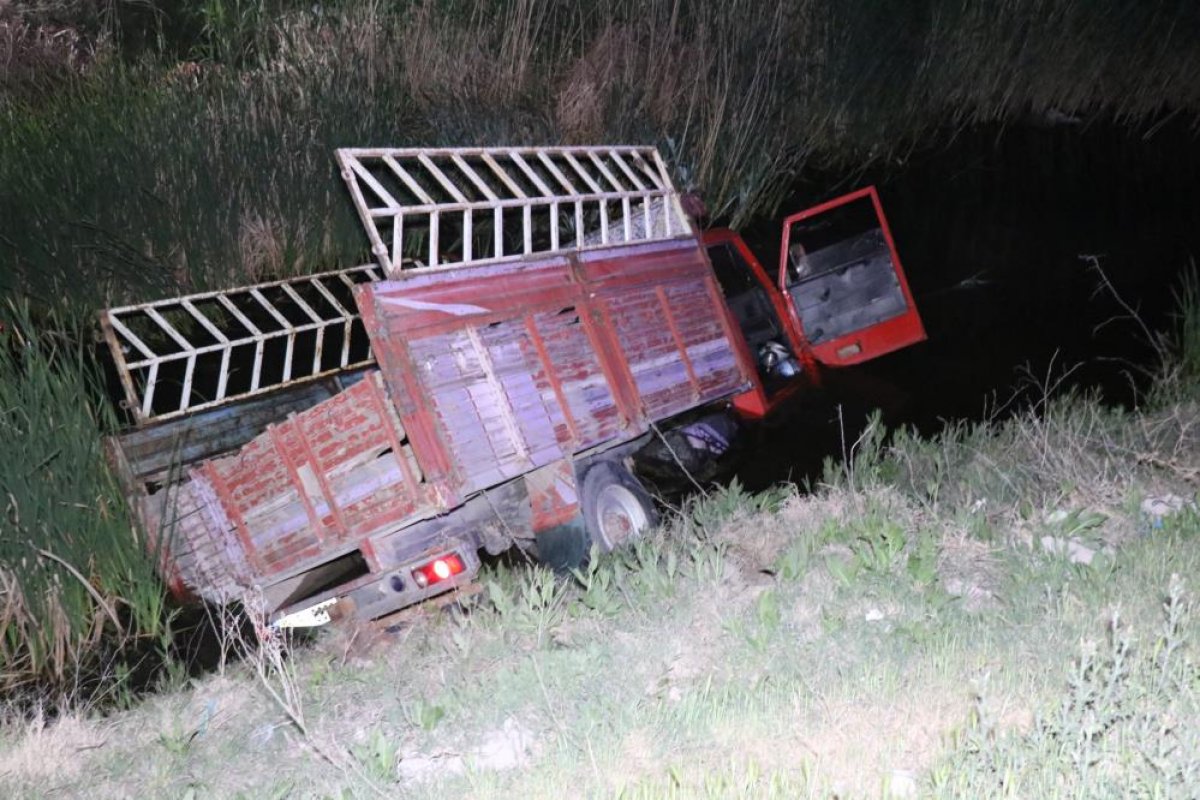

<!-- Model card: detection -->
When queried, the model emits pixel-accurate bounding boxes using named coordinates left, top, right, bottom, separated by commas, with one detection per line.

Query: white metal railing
left=101, top=265, right=383, bottom=425
left=336, top=145, right=691, bottom=276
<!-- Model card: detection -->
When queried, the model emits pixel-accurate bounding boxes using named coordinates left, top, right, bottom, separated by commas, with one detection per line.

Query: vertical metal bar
left=656, top=286, right=700, bottom=398
left=430, top=211, right=440, bottom=268
left=216, top=347, right=231, bottom=401
left=493, top=206, right=503, bottom=260
left=550, top=201, right=560, bottom=251
left=523, top=314, right=580, bottom=444
left=267, top=424, right=328, bottom=545
left=462, top=209, right=472, bottom=263
left=179, top=354, right=197, bottom=412
left=392, top=212, right=403, bottom=269
left=309, top=278, right=354, bottom=369
left=283, top=330, right=295, bottom=382
left=141, top=361, right=159, bottom=418
left=99, top=313, right=146, bottom=420
left=250, top=338, right=264, bottom=392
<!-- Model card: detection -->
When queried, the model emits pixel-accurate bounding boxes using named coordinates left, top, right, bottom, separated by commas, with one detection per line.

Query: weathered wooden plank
left=112, top=373, right=369, bottom=483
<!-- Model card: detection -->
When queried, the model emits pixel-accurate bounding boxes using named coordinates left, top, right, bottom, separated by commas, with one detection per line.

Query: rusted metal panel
left=524, top=460, right=580, bottom=531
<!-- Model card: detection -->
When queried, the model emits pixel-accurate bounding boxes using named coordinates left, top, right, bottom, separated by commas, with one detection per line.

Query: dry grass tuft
left=0, top=709, right=104, bottom=785
left=237, top=210, right=287, bottom=284
left=937, top=532, right=1002, bottom=611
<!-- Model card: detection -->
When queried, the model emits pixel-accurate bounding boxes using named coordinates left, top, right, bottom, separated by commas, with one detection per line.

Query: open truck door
left=778, top=186, right=925, bottom=367
left=704, top=185, right=925, bottom=419
left=704, top=229, right=814, bottom=418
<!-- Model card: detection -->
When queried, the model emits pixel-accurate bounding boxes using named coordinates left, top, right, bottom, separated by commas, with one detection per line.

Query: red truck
left=100, top=146, right=923, bottom=628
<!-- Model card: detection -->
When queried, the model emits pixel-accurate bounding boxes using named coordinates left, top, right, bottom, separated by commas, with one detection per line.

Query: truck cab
left=703, top=186, right=925, bottom=419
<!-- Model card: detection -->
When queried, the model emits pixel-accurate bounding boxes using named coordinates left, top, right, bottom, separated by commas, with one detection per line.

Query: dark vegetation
left=2, top=0, right=1199, bottom=702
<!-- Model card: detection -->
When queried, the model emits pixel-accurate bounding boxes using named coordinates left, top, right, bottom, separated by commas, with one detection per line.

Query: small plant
left=688, top=478, right=788, bottom=532
left=726, top=589, right=783, bottom=654
left=351, top=727, right=400, bottom=783
left=486, top=566, right=568, bottom=647
left=931, top=577, right=1199, bottom=798
left=157, top=716, right=199, bottom=757
left=403, top=697, right=447, bottom=732
left=773, top=540, right=813, bottom=582
left=850, top=517, right=908, bottom=576
left=570, top=545, right=623, bottom=617
left=905, top=531, right=940, bottom=587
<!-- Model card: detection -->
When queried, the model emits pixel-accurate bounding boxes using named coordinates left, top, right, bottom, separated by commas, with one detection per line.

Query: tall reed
left=0, top=301, right=165, bottom=698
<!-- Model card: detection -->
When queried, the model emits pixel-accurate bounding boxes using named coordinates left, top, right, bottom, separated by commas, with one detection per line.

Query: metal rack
left=336, top=145, right=689, bottom=275
left=101, top=265, right=382, bottom=425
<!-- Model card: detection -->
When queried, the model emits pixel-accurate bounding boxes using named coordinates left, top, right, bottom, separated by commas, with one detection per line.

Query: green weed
left=932, top=576, right=1200, bottom=798
left=570, top=546, right=623, bottom=617
left=351, top=727, right=400, bottom=783
left=484, top=566, right=568, bottom=648
left=0, top=301, right=163, bottom=698
left=403, top=698, right=446, bottom=733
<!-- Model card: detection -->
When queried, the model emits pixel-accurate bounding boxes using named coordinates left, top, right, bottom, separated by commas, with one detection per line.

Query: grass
left=4, top=0, right=1200, bottom=308
left=0, top=348, right=1197, bottom=796
left=0, top=301, right=166, bottom=702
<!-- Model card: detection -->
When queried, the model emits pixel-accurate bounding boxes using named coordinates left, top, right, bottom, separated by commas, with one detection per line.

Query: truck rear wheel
left=581, top=461, right=658, bottom=552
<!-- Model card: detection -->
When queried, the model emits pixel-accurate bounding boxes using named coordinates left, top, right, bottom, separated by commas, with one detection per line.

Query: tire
left=580, top=460, right=658, bottom=553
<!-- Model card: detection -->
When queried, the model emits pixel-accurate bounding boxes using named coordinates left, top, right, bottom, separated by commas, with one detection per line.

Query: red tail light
left=412, top=553, right=465, bottom=588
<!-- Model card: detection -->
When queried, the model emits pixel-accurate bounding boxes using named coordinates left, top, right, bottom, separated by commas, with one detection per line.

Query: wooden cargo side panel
left=406, top=321, right=565, bottom=493
left=660, top=280, right=746, bottom=397
left=290, top=373, right=431, bottom=547
left=360, top=238, right=751, bottom=498
left=581, top=242, right=750, bottom=422
left=525, top=306, right=623, bottom=449
left=190, top=372, right=436, bottom=581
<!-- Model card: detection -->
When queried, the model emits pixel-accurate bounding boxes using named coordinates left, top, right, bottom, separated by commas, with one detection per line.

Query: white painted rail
left=101, top=265, right=383, bottom=425
left=336, top=145, right=690, bottom=276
